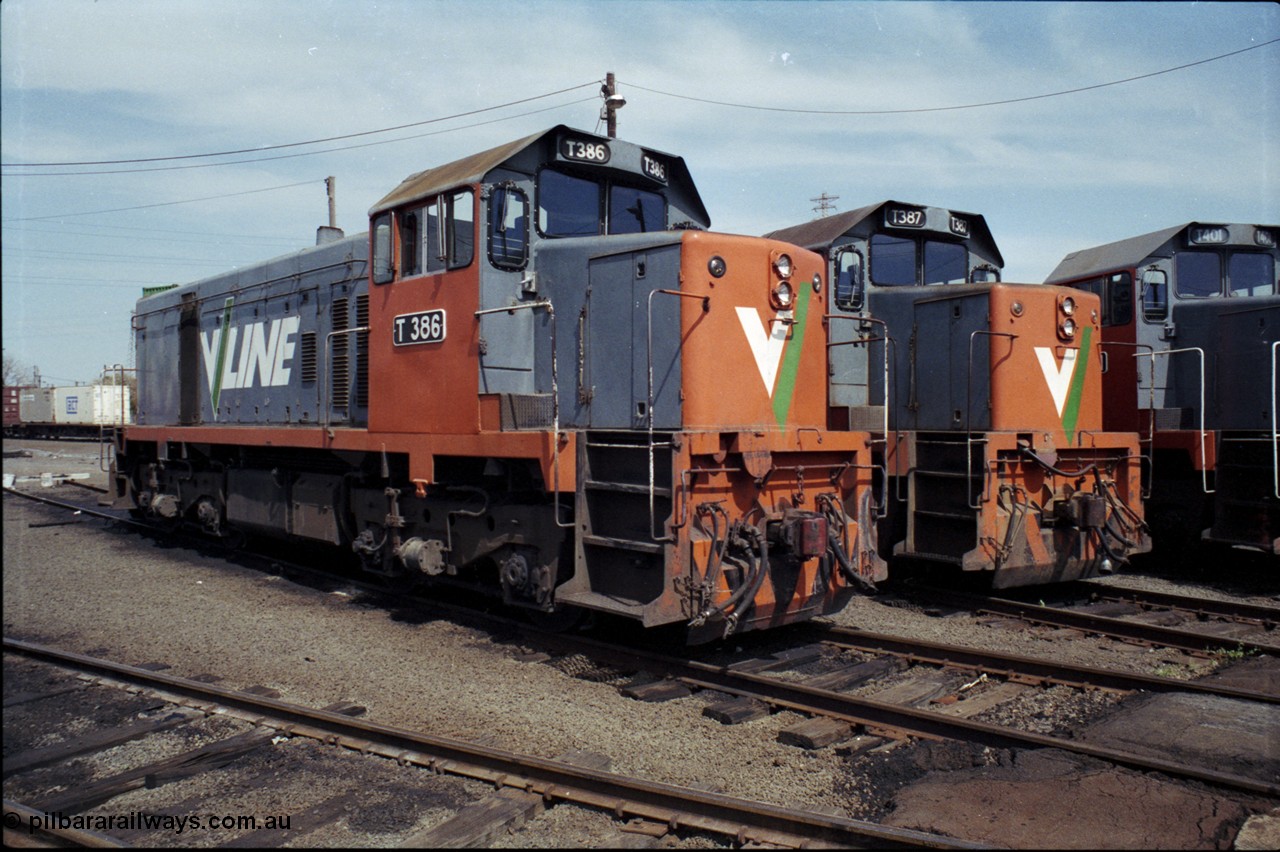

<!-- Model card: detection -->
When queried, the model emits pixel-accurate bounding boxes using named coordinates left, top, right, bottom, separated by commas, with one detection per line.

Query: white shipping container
left=53, top=385, right=132, bottom=426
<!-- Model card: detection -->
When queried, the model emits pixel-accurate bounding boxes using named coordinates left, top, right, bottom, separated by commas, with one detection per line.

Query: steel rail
left=530, top=633, right=1280, bottom=798
left=911, top=586, right=1280, bottom=658
left=1, top=637, right=982, bottom=851
left=1059, top=580, right=1280, bottom=627
left=820, top=625, right=1279, bottom=705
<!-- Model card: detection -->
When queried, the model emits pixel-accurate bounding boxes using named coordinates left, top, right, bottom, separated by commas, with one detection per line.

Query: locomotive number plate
left=885, top=205, right=927, bottom=229
left=393, top=309, right=446, bottom=346
left=560, top=135, right=611, bottom=164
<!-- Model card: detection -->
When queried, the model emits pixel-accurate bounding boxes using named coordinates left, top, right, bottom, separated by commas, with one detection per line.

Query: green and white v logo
left=1033, top=326, right=1091, bottom=444
left=734, top=289, right=811, bottom=426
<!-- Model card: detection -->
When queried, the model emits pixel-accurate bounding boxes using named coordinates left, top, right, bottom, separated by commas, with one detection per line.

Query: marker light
left=708, top=256, right=727, bottom=278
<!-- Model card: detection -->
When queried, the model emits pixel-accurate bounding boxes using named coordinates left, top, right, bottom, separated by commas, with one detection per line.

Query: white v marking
left=736, top=307, right=789, bottom=397
left=1034, top=346, right=1078, bottom=416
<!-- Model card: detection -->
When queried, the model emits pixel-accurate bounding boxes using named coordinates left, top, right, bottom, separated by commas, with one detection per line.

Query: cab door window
left=488, top=186, right=529, bottom=269
left=1141, top=269, right=1169, bottom=321
left=833, top=247, right=864, bottom=310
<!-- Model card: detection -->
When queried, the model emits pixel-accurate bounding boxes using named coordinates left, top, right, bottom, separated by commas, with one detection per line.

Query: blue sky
left=3, top=0, right=1277, bottom=385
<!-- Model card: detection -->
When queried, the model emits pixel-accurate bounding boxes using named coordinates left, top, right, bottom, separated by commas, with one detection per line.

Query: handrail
left=322, top=326, right=371, bottom=431
left=98, top=363, right=135, bottom=473
left=475, top=301, right=571, bottom=528
left=1272, top=341, right=1278, bottom=499
left=966, top=330, right=1018, bottom=509
left=1142, top=347, right=1212, bottom=494
left=646, top=288, right=709, bottom=542
left=825, top=314, right=894, bottom=519
left=1095, top=341, right=1155, bottom=499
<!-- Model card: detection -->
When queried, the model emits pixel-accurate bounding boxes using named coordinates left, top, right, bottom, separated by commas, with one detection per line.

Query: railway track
left=905, top=584, right=1280, bottom=658
left=818, top=624, right=1279, bottom=705
left=8, top=484, right=1279, bottom=806
left=2, top=638, right=976, bottom=850
left=522, top=626, right=1279, bottom=799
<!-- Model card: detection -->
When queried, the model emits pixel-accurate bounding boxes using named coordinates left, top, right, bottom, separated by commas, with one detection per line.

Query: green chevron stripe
left=771, top=286, right=810, bottom=427
left=211, top=297, right=235, bottom=419
left=1060, top=325, right=1091, bottom=445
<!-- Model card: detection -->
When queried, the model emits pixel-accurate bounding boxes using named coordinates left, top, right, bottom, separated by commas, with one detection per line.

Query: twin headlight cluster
left=1010, top=294, right=1083, bottom=342
left=706, top=251, right=819, bottom=311
left=1058, top=295, right=1077, bottom=340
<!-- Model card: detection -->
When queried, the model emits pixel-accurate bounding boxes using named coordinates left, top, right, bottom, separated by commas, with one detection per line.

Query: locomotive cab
left=1047, top=222, right=1280, bottom=555
left=768, top=202, right=1150, bottom=586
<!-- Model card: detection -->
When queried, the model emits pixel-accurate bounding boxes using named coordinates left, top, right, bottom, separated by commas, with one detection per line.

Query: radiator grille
left=355, top=294, right=369, bottom=409
left=331, top=296, right=349, bottom=410
left=299, top=332, right=318, bottom=383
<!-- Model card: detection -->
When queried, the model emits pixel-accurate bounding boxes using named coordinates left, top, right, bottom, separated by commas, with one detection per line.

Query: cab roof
left=764, top=200, right=1003, bottom=268
left=369, top=124, right=709, bottom=225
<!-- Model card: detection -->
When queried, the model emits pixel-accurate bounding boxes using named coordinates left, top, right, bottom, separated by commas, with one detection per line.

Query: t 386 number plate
left=393, top=309, right=446, bottom=346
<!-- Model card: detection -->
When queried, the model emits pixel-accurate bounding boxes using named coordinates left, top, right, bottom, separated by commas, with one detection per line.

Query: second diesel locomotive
left=768, top=201, right=1151, bottom=586
left=1046, top=222, right=1279, bottom=556
left=113, top=126, right=886, bottom=642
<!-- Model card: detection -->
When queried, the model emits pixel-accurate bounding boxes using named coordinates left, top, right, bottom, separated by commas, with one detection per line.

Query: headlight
left=773, top=253, right=793, bottom=279
left=773, top=281, right=794, bottom=308
left=1060, top=317, right=1076, bottom=338
left=1061, top=296, right=1075, bottom=316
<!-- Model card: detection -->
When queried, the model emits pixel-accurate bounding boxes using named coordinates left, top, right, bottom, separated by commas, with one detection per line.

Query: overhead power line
left=7, top=180, right=319, bottom=222
left=2, top=96, right=597, bottom=178
left=2, top=81, right=601, bottom=168
left=623, top=37, right=1279, bottom=115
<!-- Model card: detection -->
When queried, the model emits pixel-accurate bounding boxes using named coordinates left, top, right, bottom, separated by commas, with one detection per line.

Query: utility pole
left=811, top=193, right=840, bottom=218
left=601, top=72, right=626, bottom=138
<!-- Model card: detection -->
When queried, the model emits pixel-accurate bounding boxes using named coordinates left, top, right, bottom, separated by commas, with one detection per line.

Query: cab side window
left=424, top=190, right=474, bottom=274
left=400, top=213, right=421, bottom=278
left=372, top=213, right=394, bottom=284
left=1107, top=272, right=1133, bottom=325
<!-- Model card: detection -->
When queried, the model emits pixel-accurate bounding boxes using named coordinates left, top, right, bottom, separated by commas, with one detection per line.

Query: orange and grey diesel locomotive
left=113, top=126, right=885, bottom=642
left=767, top=201, right=1150, bottom=586
left=1046, top=222, right=1279, bottom=555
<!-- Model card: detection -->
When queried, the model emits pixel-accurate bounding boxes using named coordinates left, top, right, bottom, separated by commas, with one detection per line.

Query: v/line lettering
left=202, top=316, right=301, bottom=401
